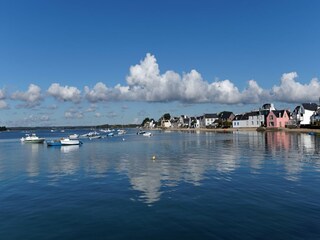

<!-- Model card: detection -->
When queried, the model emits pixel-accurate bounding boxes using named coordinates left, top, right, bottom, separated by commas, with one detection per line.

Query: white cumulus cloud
left=48, top=83, right=81, bottom=103
left=83, top=53, right=271, bottom=104
left=5, top=55, right=320, bottom=109
left=271, top=72, right=320, bottom=103
left=11, top=84, right=43, bottom=108
left=84, top=82, right=118, bottom=102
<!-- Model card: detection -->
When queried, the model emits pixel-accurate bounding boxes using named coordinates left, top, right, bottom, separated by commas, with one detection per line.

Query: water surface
left=0, top=130, right=319, bottom=239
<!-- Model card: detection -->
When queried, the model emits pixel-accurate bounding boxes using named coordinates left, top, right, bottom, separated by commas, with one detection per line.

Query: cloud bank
left=2, top=53, right=320, bottom=111
left=84, top=54, right=268, bottom=104
left=272, top=72, right=320, bottom=103
left=83, top=53, right=320, bottom=104
left=11, top=84, right=43, bottom=108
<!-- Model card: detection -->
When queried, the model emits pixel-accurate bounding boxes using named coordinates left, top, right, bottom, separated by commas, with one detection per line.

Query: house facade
left=266, top=110, right=290, bottom=128
left=232, top=114, right=249, bottom=128
left=291, top=103, right=318, bottom=126
left=170, top=117, right=180, bottom=128
left=161, top=119, right=172, bottom=128
left=311, top=108, right=320, bottom=125
left=218, top=111, right=235, bottom=122
left=232, top=111, right=265, bottom=128
left=195, top=116, right=202, bottom=128
left=179, top=115, right=190, bottom=128
left=200, top=113, right=219, bottom=128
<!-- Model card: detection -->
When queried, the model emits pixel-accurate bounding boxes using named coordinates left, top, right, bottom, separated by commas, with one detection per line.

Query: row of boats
left=20, top=129, right=152, bottom=146
left=20, top=133, right=82, bottom=146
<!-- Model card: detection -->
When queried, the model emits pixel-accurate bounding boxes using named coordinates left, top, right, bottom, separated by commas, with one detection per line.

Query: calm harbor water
left=0, top=129, right=320, bottom=240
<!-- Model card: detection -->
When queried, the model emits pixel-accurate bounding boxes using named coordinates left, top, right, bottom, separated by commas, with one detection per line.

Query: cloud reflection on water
left=0, top=131, right=320, bottom=204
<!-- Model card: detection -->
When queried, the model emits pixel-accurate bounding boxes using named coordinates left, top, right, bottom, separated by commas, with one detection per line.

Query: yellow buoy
left=152, top=155, right=156, bottom=160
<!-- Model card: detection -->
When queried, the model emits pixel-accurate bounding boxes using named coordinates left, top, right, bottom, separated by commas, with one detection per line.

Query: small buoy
left=122, top=138, right=125, bottom=141
left=152, top=155, right=156, bottom=160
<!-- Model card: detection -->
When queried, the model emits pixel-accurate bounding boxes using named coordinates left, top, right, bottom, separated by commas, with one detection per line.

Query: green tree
left=163, top=113, right=171, bottom=120
left=141, top=117, right=150, bottom=126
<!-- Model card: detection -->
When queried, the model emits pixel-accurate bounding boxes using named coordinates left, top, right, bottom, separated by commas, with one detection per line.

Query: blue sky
left=0, top=0, right=320, bottom=127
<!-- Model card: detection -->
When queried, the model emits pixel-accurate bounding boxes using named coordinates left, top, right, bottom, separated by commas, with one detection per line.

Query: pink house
left=266, top=110, right=290, bottom=128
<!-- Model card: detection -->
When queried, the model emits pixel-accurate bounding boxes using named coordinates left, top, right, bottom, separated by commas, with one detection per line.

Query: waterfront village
left=1, top=102, right=320, bottom=132
left=142, top=102, right=320, bottom=131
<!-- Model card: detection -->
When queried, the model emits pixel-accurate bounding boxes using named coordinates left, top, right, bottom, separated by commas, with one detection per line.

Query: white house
left=311, top=108, right=320, bottom=125
left=148, top=120, right=156, bottom=128
left=200, top=113, right=219, bottom=128
left=195, top=116, right=202, bottom=128
left=179, top=115, right=190, bottom=128
left=161, top=120, right=172, bottom=128
left=232, top=111, right=266, bottom=128
left=232, top=114, right=248, bottom=128
left=292, top=103, right=318, bottom=126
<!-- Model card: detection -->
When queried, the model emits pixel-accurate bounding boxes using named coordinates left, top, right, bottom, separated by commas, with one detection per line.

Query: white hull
left=21, top=134, right=45, bottom=143
left=89, top=135, right=102, bottom=140
left=60, top=138, right=82, bottom=145
left=143, top=132, right=152, bottom=137
left=21, top=139, right=45, bottom=143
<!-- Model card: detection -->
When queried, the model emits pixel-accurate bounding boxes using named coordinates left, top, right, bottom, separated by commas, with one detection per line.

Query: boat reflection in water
left=60, top=145, right=80, bottom=153
left=1, top=131, right=320, bottom=205
left=1, top=130, right=320, bottom=240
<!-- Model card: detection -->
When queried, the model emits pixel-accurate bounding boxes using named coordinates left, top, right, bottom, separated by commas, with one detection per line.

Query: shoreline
left=157, top=127, right=320, bottom=134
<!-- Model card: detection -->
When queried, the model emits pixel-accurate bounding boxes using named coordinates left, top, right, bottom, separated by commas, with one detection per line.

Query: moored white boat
left=69, top=134, right=79, bottom=140
left=100, top=128, right=114, bottom=133
left=107, top=132, right=114, bottom=137
left=117, top=129, right=126, bottom=135
left=89, top=135, right=102, bottom=140
left=143, top=132, right=152, bottom=137
left=60, top=138, right=82, bottom=145
left=81, top=131, right=100, bottom=138
left=21, top=133, right=45, bottom=143
left=137, top=130, right=146, bottom=135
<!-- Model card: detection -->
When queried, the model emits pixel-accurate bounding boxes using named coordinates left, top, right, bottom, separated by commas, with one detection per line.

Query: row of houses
left=231, top=103, right=285, bottom=128
left=153, top=102, right=320, bottom=129
left=158, top=112, right=235, bottom=129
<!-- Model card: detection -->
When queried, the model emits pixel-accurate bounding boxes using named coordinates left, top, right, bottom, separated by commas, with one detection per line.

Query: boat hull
left=60, top=139, right=82, bottom=145
left=143, top=132, right=152, bottom=137
left=21, top=134, right=45, bottom=143
left=22, top=139, right=45, bottom=143
left=46, top=140, right=62, bottom=146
